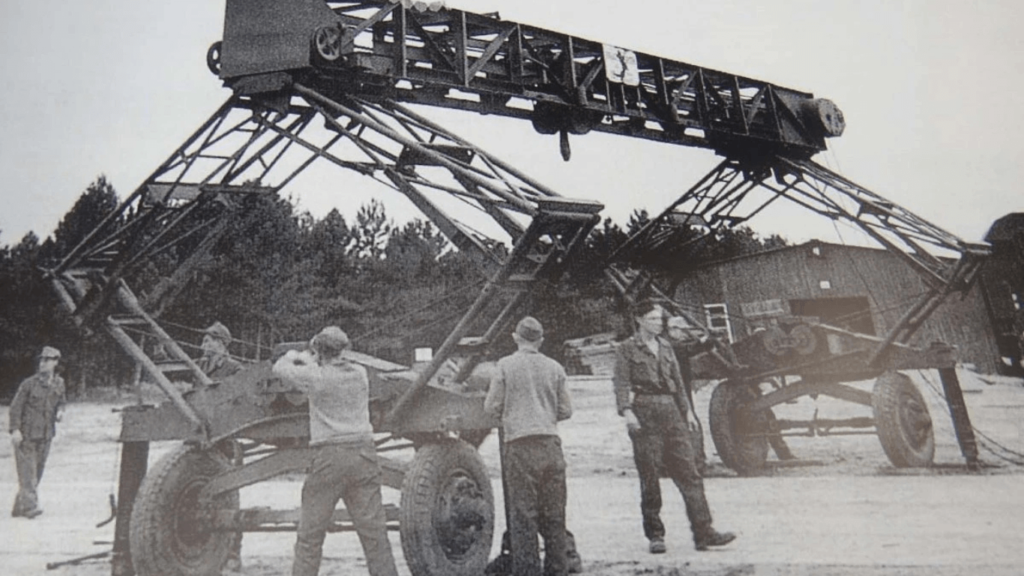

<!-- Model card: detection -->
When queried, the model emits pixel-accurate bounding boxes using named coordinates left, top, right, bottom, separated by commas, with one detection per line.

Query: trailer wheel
left=206, top=41, right=222, bottom=76
left=873, top=372, right=935, bottom=467
left=129, top=445, right=238, bottom=576
left=709, top=381, right=769, bottom=475
left=400, top=440, right=494, bottom=576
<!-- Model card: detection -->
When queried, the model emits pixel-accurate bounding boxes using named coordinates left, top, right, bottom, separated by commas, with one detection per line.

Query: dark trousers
left=292, top=442, right=398, bottom=576
left=12, top=437, right=51, bottom=516
left=629, top=396, right=713, bottom=542
left=504, top=435, right=569, bottom=576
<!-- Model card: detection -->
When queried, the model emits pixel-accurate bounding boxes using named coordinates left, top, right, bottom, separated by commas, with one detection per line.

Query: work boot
left=566, top=530, right=583, bottom=573
left=648, top=538, right=666, bottom=554
left=694, top=530, right=735, bottom=551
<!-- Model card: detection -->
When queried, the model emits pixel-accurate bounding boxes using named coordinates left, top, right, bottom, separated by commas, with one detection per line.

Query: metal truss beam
left=609, top=155, right=991, bottom=367
left=216, top=0, right=843, bottom=159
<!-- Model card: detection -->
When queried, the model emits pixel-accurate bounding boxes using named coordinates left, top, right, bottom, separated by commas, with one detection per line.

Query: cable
left=351, top=278, right=487, bottom=342
left=916, top=370, right=1024, bottom=466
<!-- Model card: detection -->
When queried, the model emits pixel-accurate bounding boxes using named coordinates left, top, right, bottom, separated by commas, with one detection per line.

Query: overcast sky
left=2, top=0, right=1022, bottom=250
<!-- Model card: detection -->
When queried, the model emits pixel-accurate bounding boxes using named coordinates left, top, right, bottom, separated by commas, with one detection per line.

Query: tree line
left=0, top=177, right=785, bottom=398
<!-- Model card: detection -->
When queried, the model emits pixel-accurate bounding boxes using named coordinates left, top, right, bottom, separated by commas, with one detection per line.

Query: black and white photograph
left=2, top=1, right=1023, bottom=575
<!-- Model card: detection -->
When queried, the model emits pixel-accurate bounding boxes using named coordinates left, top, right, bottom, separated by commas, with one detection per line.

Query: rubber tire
left=709, top=381, right=769, bottom=476
left=129, top=444, right=239, bottom=576
left=873, top=372, right=935, bottom=468
left=400, top=440, right=494, bottom=576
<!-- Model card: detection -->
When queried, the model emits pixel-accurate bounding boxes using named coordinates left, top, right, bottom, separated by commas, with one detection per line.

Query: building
left=671, top=240, right=1001, bottom=374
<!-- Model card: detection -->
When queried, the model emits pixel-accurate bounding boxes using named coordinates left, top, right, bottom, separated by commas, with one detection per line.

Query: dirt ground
left=3, top=367, right=1023, bottom=576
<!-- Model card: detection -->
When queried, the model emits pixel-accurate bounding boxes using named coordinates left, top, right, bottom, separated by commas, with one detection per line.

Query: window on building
left=704, top=303, right=734, bottom=343
left=819, top=280, right=832, bottom=290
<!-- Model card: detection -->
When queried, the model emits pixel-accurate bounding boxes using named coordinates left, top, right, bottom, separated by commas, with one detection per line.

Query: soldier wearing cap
left=198, top=321, right=242, bottom=380
left=9, top=346, right=66, bottom=519
left=195, top=321, right=245, bottom=571
left=485, top=316, right=573, bottom=576
left=273, top=326, right=398, bottom=576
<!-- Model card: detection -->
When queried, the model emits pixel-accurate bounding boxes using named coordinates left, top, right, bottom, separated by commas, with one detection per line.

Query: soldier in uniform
left=274, top=326, right=399, bottom=576
left=9, top=346, right=66, bottom=519
left=197, top=321, right=242, bottom=379
left=614, top=301, right=735, bottom=555
left=195, top=321, right=245, bottom=572
left=485, top=316, right=574, bottom=576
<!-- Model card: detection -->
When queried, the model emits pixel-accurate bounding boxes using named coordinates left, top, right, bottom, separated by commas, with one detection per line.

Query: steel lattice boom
left=212, top=0, right=844, bottom=160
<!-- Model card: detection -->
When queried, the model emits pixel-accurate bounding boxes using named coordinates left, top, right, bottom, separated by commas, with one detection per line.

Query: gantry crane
left=44, top=1, right=987, bottom=575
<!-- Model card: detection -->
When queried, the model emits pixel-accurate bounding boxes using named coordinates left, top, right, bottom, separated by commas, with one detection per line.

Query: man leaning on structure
left=9, top=346, right=66, bottom=519
left=485, top=316, right=573, bottom=576
left=273, top=326, right=399, bottom=576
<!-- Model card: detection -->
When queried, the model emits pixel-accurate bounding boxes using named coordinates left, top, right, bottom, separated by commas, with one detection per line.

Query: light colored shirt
left=484, top=348, right=572, bottom=443
left=272, top=350, right=373, bottom=446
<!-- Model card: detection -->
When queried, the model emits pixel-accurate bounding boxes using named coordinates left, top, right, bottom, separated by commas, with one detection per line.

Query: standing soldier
left=665, top=316, right=716, bottom=469
left=9, top=346, right=66, bottom=519
left=195, top=321, right=245, bottom=572
left=273, top=326, right=399, bottom=576
left=615, top=301, right=735, bottom=555
left=485, top=316, right=573, bottom=576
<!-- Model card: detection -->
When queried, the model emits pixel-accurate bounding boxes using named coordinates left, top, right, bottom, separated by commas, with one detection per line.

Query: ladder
left=385, top=197, right=602, bottom=425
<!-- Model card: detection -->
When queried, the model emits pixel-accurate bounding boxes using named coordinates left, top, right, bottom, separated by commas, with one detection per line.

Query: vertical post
left=496, top=426, right=513, bottom=566
left=111, top=442, right=149, bottom=576
left=937, top=368, right=980, bottom=470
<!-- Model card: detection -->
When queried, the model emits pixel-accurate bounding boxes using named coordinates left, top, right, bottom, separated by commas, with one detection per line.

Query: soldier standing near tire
left=9, top=346, right=65, bottom=519
left=485, top=316, right=573, bottom=576
left=665, top=316, right=715, bottom=470
left=614, top=301, right=735, bottom=555
left=273, top=326, right=399, bottom=576
left=196, top=321, right=245, bottom=572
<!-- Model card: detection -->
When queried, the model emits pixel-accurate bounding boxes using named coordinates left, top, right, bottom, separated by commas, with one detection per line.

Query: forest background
left=0, top=176, right=785, bottom=399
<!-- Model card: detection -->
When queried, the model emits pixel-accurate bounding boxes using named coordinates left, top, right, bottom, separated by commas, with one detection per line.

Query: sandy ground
left=2, top=368, right=1024, bottom=576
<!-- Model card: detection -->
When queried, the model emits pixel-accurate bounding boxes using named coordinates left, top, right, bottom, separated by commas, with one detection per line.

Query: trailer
left=42, top=1, right=986, bottom=574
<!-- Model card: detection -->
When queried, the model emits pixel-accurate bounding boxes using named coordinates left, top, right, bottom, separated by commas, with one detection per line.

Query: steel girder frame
left=610, top=155, right=990, bottom=365
left=219, top=0, right=840, bottom=158
left=48, top=85, right=601, bottom=430
left=606, top=156, right=987, bottom=465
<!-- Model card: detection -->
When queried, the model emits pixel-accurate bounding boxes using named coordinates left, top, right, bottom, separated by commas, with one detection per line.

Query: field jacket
left=613, top=335, right=689, bottom=417
left=9, top=372, right=66, bottom=440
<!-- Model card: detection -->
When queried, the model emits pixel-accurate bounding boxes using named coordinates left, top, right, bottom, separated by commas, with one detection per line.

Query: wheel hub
left=898, top=393, right=932, bottom=447
left=434, top=472, right=489, bottom=560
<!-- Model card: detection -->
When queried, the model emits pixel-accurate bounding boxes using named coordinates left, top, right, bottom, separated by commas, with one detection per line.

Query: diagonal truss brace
left=46, top=86, right=603, bottom=440
left=609, top=155, right=991, bottom=368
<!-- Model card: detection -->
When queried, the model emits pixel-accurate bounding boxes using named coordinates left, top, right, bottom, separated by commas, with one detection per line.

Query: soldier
left=197, top=321, right=242, bottom=379
left=665, top=316, right=715, bottom=469
left=485, top=316, right=573, bottom=576
left=9, top=346, right=66, bottom=519
left=191, top=321, right=246, bottom=572
left=273, top=326, right=399, bottom=576
left=614, top=301, right=735, bottom=555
